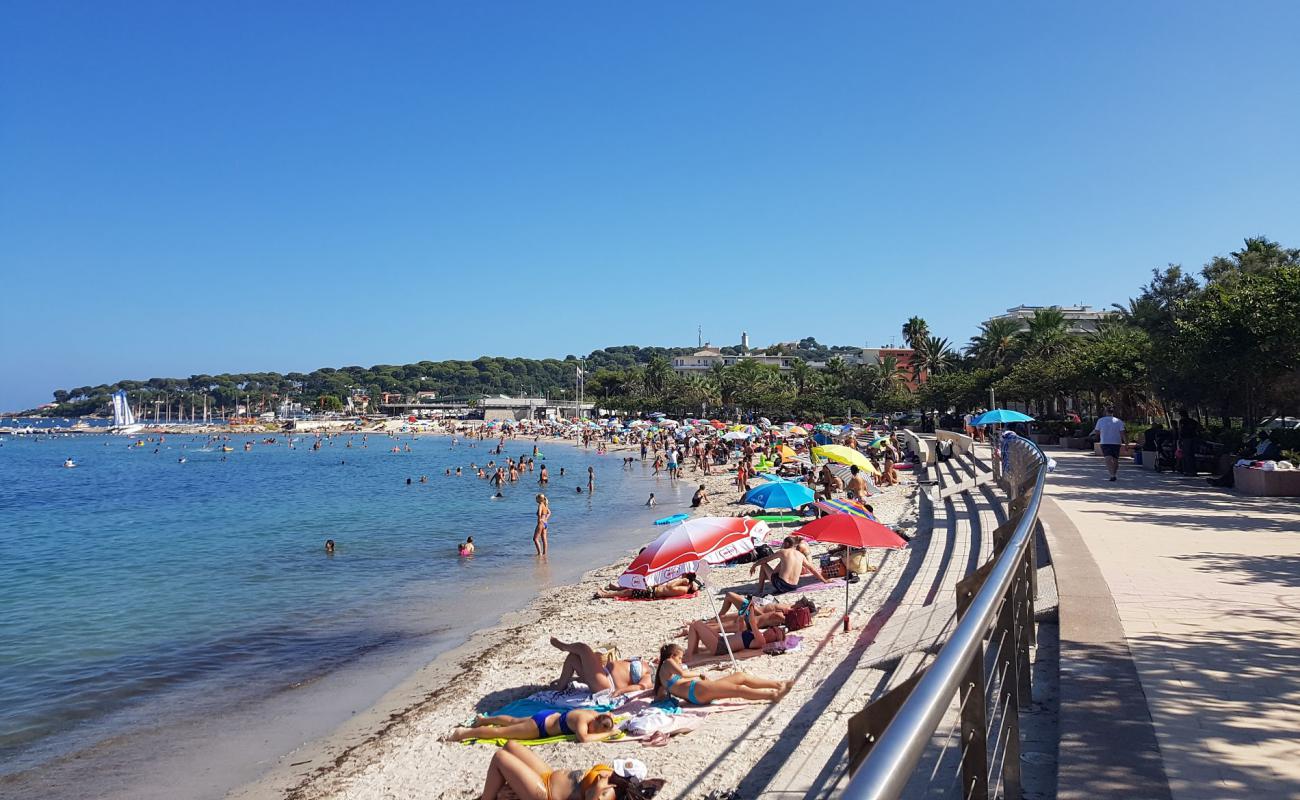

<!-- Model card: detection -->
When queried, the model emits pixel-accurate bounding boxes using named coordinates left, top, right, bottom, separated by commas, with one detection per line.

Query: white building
left=986, top=305, right=1110, bottom=336
left=671, top=346, right=797, bottom=375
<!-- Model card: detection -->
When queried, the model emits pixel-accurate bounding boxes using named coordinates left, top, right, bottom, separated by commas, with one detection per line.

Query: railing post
left=998, top=556, right=1025, bottom=800
left=1016, top=556, right=1034, bottom=708
left=958, top=646, right=989, bottom=800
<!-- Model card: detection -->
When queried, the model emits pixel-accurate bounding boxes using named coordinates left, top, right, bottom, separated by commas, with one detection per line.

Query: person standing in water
left=587, top=466, right=595, bottom=493
left=534, top=494, right=551, bottom=555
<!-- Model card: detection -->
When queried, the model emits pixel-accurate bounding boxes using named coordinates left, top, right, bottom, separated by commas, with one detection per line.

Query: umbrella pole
left=701, top=580, right=739, bottom=671
left=843, top=547, right=852, bottom=633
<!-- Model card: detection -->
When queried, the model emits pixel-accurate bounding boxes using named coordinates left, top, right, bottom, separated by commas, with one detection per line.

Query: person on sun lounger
left=653, top=643, right=791, bottom=705
left=594, top=573, right=701, bottom=600
left=449, top=708, right=619, bottom=743
left=550, top=638, right=653, bottom=698
left=478, top=742, right=665, bottom=800
left=751, top=537, right=827, bottom=595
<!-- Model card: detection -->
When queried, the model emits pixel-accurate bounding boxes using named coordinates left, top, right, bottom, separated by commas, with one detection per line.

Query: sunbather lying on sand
left=653, top=643, right=791, bottom=705
left=551, top=638, right=653, bottom=698
left=595, top=573, right=700, bottom=600
left=450, top=708, right=619, bottom=743
left=683, top=619, right=786, bottom=661
left=479, top=741, right=665, bottom=800
left=678, top=593, right=815, bottom=636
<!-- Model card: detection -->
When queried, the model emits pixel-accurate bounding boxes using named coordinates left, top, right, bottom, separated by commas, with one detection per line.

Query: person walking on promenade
left=1092, top=408, right=1125, bottom=482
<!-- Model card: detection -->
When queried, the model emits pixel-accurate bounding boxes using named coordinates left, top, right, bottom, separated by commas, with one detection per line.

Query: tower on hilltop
left=741, top=331, right=750, bottom=352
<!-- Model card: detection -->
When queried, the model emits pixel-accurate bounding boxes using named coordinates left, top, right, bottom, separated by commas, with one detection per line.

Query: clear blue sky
left=3, top=2, right=1298, bottom=411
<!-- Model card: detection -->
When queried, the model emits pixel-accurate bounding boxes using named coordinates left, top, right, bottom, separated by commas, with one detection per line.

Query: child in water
left=645, top=493, right=656, bottom=506
left=459, top=537, right=475, bottom=556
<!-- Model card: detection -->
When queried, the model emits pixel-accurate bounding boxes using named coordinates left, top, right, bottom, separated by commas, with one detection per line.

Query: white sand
left=237, top=464, right=918, bottom=800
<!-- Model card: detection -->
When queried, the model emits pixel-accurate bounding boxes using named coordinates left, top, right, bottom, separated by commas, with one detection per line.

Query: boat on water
left=109, top=390, right=144, bottom=436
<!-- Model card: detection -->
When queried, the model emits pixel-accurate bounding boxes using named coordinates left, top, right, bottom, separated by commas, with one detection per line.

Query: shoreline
left=231, top=457, right=920, bottom=800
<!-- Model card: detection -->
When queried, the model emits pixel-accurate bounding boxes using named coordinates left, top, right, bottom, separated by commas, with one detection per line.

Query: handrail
left=842, top=436, right=1048, bottom=800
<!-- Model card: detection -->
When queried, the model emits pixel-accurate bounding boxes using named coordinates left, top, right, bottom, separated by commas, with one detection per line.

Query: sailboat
left=110, top=390, right=144, bottom=435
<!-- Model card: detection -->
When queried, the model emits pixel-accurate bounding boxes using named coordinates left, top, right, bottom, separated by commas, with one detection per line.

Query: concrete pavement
left=1044, top=448, right=1300, bottom=798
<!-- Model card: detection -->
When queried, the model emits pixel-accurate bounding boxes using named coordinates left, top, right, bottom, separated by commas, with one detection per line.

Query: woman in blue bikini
left=652, top=644, right=791, bottom=706
left=449, top=708, right=618, bottom=743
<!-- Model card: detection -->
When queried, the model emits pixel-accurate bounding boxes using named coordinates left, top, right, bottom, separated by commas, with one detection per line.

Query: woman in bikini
left=550, top=638, right=653, bottom=698
left=653, top=644, right=791, bottom=706
left=479, top=741, right=664, bottom=800
left=683, top=617, right=786, bottom=662
left=449, top=708, right=618, bottom=743
left=534, top=494, right=551, bottom=555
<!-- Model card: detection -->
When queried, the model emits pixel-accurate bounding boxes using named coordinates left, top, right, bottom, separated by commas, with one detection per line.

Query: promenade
left=1042, top=448, right=1300, bottom=798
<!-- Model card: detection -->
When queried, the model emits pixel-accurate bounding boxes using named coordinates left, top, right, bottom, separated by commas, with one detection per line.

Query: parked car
left=1260, top=416, right=1300, bottom=431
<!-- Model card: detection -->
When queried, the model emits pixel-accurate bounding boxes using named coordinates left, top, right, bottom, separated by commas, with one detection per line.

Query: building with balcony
left=986, top=305, right=1110, bottom=336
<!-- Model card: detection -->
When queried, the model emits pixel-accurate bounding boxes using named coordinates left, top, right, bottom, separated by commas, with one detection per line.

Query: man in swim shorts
left=752, top=537, right=828, bottom=595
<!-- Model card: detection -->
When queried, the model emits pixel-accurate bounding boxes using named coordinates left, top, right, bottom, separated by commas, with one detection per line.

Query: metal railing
left=844, top=434, right=1049, bottom=800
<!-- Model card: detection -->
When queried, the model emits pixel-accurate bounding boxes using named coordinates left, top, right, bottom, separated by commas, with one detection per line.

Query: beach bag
left=784, top=606, right=812, bottom=631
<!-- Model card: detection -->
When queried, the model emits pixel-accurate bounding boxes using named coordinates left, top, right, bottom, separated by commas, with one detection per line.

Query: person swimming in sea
left=459, top=536, right=475, bottom=556
left=645, top=493, right=656, bottom=506
left=325, top=539, right=336, bottom=554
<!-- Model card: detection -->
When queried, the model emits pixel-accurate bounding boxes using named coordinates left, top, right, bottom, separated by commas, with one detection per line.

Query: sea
left=0, top=427, right=690, bottom=799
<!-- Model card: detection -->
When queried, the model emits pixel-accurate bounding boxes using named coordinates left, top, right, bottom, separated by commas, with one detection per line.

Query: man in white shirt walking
left=1091, top=409, right=1125, bottom=482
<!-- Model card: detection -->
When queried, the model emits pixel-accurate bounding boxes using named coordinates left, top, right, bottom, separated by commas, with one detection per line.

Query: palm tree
left=1017, top=307, right=1070, bottom=359
left=901, top=316, right=930, bottom=350
left=643, top=355, right=673, bottom=394
left=965, top=318, right=1021, bottom=367
left=912, top=335, right=958, bottom=382
left=789, top=359, right=812, bottom=396
left=875, top=354, right=907, bottom=393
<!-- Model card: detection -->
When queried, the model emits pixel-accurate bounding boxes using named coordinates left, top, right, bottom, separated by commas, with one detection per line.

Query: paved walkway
left=1045, top=449, right=1300, bottom=798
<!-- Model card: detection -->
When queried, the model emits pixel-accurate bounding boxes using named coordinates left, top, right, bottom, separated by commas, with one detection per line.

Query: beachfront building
left=671, top=346, right=797, bottom=375
left=985, top=304, right=1110, bottom=335
left=858, top=347, right=922, bottom=391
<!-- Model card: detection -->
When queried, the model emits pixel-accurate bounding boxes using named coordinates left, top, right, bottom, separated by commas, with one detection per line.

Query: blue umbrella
left=972, top=409, right=1035, bottom=426
left=743, top=480, right=816, bottom=510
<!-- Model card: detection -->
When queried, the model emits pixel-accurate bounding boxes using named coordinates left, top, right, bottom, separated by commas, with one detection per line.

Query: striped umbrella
left=617, top=517, right=769, bottom=589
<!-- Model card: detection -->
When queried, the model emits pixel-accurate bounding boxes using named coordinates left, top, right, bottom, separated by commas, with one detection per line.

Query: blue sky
left=3, top=2, right=1298, bottom=410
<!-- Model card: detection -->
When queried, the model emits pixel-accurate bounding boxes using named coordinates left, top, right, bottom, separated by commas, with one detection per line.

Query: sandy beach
left=231, top=454, right=919, bottom=800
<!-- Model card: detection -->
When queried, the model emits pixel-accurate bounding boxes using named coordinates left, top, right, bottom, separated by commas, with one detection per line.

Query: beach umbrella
left=743, top=480, right=815, bottom=510
left=972, top=409, right=1034, bottom=426
left=709, top=420, right=726, bottom=429
left=618, top=516, right=769, bottom=671
left=618, top=517, right=768, bottom=589
left=815, top=498, right=877, bottom=519
left=813, top=444, right=879, bottom=475
left=797, top=513, right=908, bottom=628
left=723, top=430, right=749, bottom=441
left=777, top=444, right=799, bottom=461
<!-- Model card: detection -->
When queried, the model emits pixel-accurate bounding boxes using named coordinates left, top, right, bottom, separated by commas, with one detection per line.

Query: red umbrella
left=796, top=513, right=907, bottom=631
left=796, top=514, right=906, bottom=549
left=618, top=517, right=770, bottom=589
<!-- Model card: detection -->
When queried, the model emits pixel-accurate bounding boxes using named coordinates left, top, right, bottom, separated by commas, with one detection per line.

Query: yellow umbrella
left=777, top=444, right=799, bottom=461
left=813, top=444, right=880, bottom=475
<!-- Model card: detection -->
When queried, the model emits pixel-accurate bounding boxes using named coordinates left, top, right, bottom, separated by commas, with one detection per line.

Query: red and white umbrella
left=618, top=517, right=770, bottom=590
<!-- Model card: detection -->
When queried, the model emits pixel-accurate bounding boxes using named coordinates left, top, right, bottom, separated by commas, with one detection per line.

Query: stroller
left=1152, top=431, right=1178, bottom=472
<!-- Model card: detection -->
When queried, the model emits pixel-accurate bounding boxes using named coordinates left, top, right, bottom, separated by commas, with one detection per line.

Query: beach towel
left=490, top=689, right=623, bottom=719
left=614, top=592, right=699, bottom=602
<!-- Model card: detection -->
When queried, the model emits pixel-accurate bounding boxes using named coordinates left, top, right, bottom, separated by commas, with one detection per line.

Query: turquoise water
left=0, top=432, right=680, bottom=791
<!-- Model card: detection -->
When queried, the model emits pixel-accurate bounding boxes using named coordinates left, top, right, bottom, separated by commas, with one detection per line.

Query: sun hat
left=613, top=758, right=648, bottom=781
